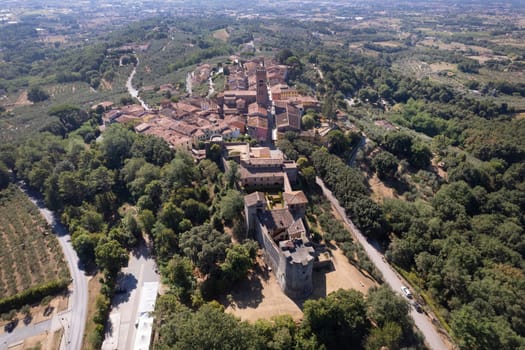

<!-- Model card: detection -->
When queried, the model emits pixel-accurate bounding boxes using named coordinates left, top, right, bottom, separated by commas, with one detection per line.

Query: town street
left=102, top=241, right=160, bottom=350
left=316, top=177, right=450, bottom=350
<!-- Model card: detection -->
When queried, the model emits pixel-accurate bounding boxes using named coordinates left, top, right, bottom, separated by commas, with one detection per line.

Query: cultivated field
left=213, top=28, right=229, bottom=41
left=0, top=186, right=69, bottom=299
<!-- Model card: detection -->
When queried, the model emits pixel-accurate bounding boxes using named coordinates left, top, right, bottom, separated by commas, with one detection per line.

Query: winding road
left=10, top=186, right=88, bottom=350
left=316, top=177, right=451, bottom=350
left=125, top=56, right=150, bottom=111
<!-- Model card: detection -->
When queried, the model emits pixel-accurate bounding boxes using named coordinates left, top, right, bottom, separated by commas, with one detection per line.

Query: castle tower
left=256, top=66, right=269, bottom=108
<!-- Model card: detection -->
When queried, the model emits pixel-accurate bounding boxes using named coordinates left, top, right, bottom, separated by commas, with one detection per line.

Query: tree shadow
left=112, top=273, right=138, bottom=306
left=104, top=317, right=115, bottom=338
left=227, top=272, right=264, bottom=309
left=4, top=319, right=18, bottom=333
left=130, top=240, right=150, bottom=260
left=291, top=262, right=332, bottom=309
left=382, top=177, right=411, bottom=195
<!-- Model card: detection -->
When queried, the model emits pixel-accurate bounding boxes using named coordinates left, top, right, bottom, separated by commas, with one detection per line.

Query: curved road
left=23, top=187, right=88, bottom=350
left=316, top=177, right=451, bottom=350
left=125, top=56, right=150, bottom=111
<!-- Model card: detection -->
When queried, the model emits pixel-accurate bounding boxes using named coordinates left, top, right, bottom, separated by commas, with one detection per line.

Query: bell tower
left=256, top=65, right=269, bottom=108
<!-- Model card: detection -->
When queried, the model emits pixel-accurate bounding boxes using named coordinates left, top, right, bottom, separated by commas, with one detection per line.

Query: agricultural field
left=0, top=186, right=69, bottom=299
left=0, top=68, right=131, bottom=143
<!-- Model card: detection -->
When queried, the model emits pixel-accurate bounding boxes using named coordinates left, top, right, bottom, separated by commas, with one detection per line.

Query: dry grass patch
left=81, top=273, right=103, bottom=350
left=213, top=28, right=229, bottom=41
left=429, top=62, right=457, bottom=72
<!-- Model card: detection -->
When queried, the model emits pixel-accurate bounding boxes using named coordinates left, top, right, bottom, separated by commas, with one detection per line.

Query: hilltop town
left=98, top=55, right=320, bottom=152
left=95, top=54, right=326, bottom=300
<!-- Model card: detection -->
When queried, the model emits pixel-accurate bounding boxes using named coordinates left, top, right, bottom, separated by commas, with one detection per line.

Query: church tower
left=256, top=65, right=269, bottom=108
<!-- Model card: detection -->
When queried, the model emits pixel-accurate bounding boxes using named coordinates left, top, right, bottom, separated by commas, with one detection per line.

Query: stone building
left=244, top=189, right=314, bottom=299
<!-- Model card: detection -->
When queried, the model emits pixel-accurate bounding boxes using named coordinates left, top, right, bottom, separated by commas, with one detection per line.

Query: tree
left=27, top=86, right=49, bottom=102
left=181, top=198, right=209, bottom=225
left=409, top=142, right=432, bottom=169
left=139, top=209, right=156, bottom=235
left=199, top=159, right=220, bottom=181
left=162, top=151, right=196, bottom=187
left=383, top=132, right=413, bottom=158
left=327, top=130, right=351, bottom=157
left=224, top=160, right=240, bottom=188
left=277, top=48, right=294, bottom=64
left=364, top=322, right=403, bottom=350
left=99, top=125, right=136, bottom=169
left=179, top=224, right=231, bottom=274
left=301, top=114, right=315, bottom=130
left=95, top=239, right=129, bottom=276
left=131, top=134, right=173, bottom=166
left=158, top=202, right=184, bottom=233
left=302, top=289, right=370, bottom=349
left=43, top=104, right=90, bottom=136
left=372, top=151, right=399, bottom=180
left=156, top=303, right=263, bottom=349
left=152, top=222, right=178, bottom=264
left=220, top=241, right=258, bottom=284
left=73, top=232, right=97, bottom=264
left=301, top=166, right=316, bottom=186
left=219, top=190, right=244, bottom=223
left=0, top=161, right=10, bottom=189
left=207, top=143, right=222, bottom=164
left=366, top=285, right=410, bottom=329
left=165, top=254, right=195, bottom=304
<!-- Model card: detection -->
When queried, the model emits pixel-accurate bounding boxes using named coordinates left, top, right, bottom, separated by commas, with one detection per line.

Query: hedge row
left=0, top=279, right=69, bottom=313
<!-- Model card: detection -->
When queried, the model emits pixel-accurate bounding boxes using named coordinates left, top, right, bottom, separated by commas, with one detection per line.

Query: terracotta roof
left=275, top=102, right=301, bottom=130
left=247, top=116, right=268, bottom=129
left=248, top=102, right=268, bottom=116
left=244, top=192, right=266, bottom=207
left=283, top=191, right=308, bottom=206
left=223, top=90, right=257, bottom=97
left=135, top=123, right=150, bottom=133
left=240, top=167, right=284, bottom=179
left=287, top=218, right=306, bottom=239
left=258, top=208, right=295, bottom=232
left=250, top=147, right=271, bottom=158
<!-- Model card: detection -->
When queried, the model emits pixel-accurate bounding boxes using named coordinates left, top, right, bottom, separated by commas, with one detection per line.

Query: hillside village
left=99, top=55, right=320, bottom=152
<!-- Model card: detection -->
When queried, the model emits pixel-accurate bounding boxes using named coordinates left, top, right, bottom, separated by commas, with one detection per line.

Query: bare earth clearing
left=213, top=28, right=229, bottom=41
left=226, top=247, right=377, bottom=322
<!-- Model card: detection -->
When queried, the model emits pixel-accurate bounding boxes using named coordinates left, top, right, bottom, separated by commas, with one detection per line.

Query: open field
left=213, top=28, right=229, bottom=41
left=0, top=186, right=69, bottom=299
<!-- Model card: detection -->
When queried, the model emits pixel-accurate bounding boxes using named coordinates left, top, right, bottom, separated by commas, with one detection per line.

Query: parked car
left=412, top=301, right=423, bottom=313
left=401, top=286, right=413, bottom=298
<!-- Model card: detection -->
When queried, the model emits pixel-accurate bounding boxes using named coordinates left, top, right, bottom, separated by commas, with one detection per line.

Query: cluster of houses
left=97, top=56, right=320, bottom=153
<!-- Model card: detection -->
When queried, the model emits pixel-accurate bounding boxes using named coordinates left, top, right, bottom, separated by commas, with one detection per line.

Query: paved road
left=102, top=241, right=160, bottom=350
left=125, top=56, right=150, bottom=111
left=22, top=186, right=89, bottom=350
left=316, top=177, right=450, bottom=350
